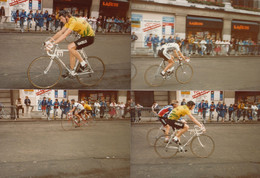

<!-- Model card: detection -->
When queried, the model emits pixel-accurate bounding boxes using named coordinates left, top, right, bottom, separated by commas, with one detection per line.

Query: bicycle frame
left=45, top=44, right=95, bottom=76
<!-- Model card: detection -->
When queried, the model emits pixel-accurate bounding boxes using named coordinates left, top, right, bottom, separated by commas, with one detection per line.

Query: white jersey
left=73, top=102, right=84, bottom=111
left=159, top=43, right=180, bottom=60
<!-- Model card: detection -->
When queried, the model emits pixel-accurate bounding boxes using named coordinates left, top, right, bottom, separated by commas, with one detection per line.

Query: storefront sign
left=233, top=25, right=250, bottom=30
left=0, top=0, right=7, bottom=2
left=102, top=1, right=119, bottom=7
left=189, top=21, right=203, bottom=26
left=186, top=16, right=223, bottom=29
left=181, top=91, right=190, bottom=95
left=9, top=0, right=27, bottom=6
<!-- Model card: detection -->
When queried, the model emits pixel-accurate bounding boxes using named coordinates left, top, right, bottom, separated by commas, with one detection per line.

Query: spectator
left=24, top=96, right=33, bottom=113
left=100, top=99, right=106, bottom=118
left=96, top=15, right=102, bottom=32
left=14, top=10, right=20, bottom=27
left=146, top=34, right=153, bottom=49
left=41, top=97, right=47, bottom=116
left=19, top=9, right=26, bottom=33
left=152, top=35, right=159, bottom=57
left=257, top=103, right=260, bottom=121
left=119, top=102, right=125, bottom=118
left=160, top=36, right=167, bottom=46
left=0, top=6, right=5, bottom=23
left=65, top=100, right=71, bottom=115
left=233, top=103, right=238, bottom=122
left=151, top=101, right=159, bottom=115
left=109, top=100, right=117, bottom=118
left=167, top=35, right=174, bottom=43
left=46, top=14, right=52, bottom=31
left=228, top=104, right=234, bottom=122
left=181, top=99, right=186, bottom=105
left=102, top=16, right=107, bottom=33
left=53, top=99, right=59, bottom=119
left=247, top=105, right=253, bottom=121
left=43, top=10, right=48, bottom=29
left=27, top=10, right=34, bottom=32
left=34, top=10, right=40, bottom=31
left=198, top=100, right=204, bottom=119
left=131, top=32, right=138, bottom=51
left=123, top=100, right=131, bottom=118
left=251, top=103, right=258, bottom=119
left=93, top=100, right=100, bottom=118
left=54, top=12, right=60, bottom=32
left=216, top=101, right=221, bottom=122
left=38, top=11, right=44, bottom=32
left=136, top=103, right=143, bottom=122
left=60, top=99, right=66, bottom=119
left=188, top=36, right=194, bottom=55
left=202, top=100, right=208, bottom=123
left=130, top=99, right=135, bottom=122
left=46, top=98, right=52, bottom=120
left=223, top=103, right=227, bottom=121
left=16, top=98, right=24, bottom=119
left=209, top=101, right=215, bottom=121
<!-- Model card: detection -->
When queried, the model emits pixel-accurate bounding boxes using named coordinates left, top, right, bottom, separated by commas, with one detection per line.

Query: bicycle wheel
left=144, top=65, right=165, bottom=87
left=61, top=117, right=75, bottom=131
left=146, top=128, right=165, bottom=146
left=154, top=134, right=178, bottom=158
left=131, top=63, right=137, bottom=80
left=175, top=63, right=193, bottom=84
left=27, top=56, right=62, bottom=88
left=76, top=56, right=105, bottom=86
left=190, top=134, right=215, bottom=158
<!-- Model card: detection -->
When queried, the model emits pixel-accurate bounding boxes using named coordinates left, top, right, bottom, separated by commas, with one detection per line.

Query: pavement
left=0, top=120, right=130, bottom=178
left=131, top=123, right=260, bottom=178
left=131, top=56, right=260, bottom=90
left=0, top=33, right=130, bottom=89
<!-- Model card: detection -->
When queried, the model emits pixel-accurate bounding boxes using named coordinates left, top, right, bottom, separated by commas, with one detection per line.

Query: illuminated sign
left=233, top=25, right=250, bottom=30
left=189, top=21, right=204, bottom=26
left=102, top=1, right=119, bottom=7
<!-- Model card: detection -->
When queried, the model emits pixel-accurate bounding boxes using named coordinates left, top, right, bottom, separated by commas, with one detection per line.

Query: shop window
left=134, top=91, right=154, bottom=107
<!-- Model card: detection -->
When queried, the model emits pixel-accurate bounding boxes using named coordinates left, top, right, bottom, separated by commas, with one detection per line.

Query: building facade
left=131, top=0, right=260, bottom=48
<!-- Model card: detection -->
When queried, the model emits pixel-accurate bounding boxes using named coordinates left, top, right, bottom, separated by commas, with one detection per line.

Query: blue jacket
left=202, top=103, right=208, bottom=110
left=53, top=101, right=59, bottom=109
left=146, top=36, right=153, bottom=43
left=228, top=106, right=234, bottom=112
left=100, top=101, right=107, bottom=107
left=41, top=100, right=47, bottom=106
left=153, top=37, right=159, bottom=45
left=43, top=12, right=48, bottom=18
left=34, top=13, right=40, bottom=20
left=20, top=11, right=27, bottom=19
left=209, top=104, right=215, bottom=111
left=198, top=103, right=203, bottom=109
left=46, top=100, right=53, bottom=108
left=27, top=13, right=34, bottom=20
left=168, top=38, right=174, bottom=43
left=160, top=38, right=167, bottom=45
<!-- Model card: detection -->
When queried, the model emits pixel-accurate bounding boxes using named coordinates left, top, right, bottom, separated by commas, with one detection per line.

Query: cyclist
left=167, top=101, right=205, bottom=144
left=157, top=100, right=179, bottom=142
left=70, top=99, right=86, bottom=127
left=45, top=10, right=95, bottom=78
left=82, top=100, right=93, bottom=118
left=157, top=40, right=188, bottom=77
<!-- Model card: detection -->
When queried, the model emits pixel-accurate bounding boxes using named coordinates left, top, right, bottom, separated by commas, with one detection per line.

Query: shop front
left=53, top=0, right=92, bottom=17
left=235, top=91, right=260, bottom=104
left=231, top=20, right=259, bottom=42
left=186, top=16, right=223, bottom=40
left=99, top=0, right=129, bottom=18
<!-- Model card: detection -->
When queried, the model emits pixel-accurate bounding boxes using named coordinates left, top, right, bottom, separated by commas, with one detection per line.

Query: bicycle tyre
left=154, top=134, right=178, bottom=158
left=175, top=63, right=193, bottom=84
left=76, top=56, right=105, bottom=86
left=131, top=63, right=137, bottom=80
left=27, top=56, right=62, bottom=88
left=144, top=65, right=165, bottom=87
left=61, top=117, right=75, bottom=131
left=146, top=128, right=165, bottom=146
left=190, top=134, right=215, bottom=158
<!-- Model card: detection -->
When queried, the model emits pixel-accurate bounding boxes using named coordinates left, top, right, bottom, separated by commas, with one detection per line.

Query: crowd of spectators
left=142, top=33, right=260, bottom=57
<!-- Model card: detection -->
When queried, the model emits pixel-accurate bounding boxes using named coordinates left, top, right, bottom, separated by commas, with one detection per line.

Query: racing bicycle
left=144, top=58, right=193, bottom=87
left=154, top=124, right=215, bottom=158
left=28, top=41, right=105, bottom=89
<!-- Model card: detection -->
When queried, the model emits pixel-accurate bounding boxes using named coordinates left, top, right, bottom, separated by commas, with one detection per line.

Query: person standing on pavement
left=216, top=101, right=221, bottom=122
left=160, top=36, right=167, bottom=46
left=43, top=10, right=48, bottom=30
left=131, top=32, right=138, bottom=51
left=38, top=11, right=44, bottom=32
left=34, top=10, right=40, bottom=31
left=136, top=103, right=143, bottom=122
left=152, top=35, right=159, bottom=57
left=223, top=103, right=228, bottom=120
left=100, top=99, right=106, bottom=119
left=24, top=96, right=34, bottom=113
left=151, top=101, right=159, bottom=115
left=130, top=99, right=136, bottom=122
left=119, top=102, right=125, bottom=118
left=228, top=104, right=234, bottom=122
left=13, top=10, right=20, bottom=27
left=109, top=100, right=117, bottom=119
left=27, top=10, right=33, bottom=31
left=65, top=100, right=71, bottom=116
left=146, top=34, right=153, bottom=49
left=181, top=99, right=186, bottom=106
left=41, top=97, right=47, bottom=116
left=60, top=99, right=66, bottom=119
left=16, top=98, right=24, bottom=119
left=46, top=98, right=52, bottom=120
left=202, top=100, right=208, bottom=123
left=0, top=6, right=5, bottom=23
left=233, top=103, right=238, bottom=122
left=198, top=100, right=204, bottom=119
left=19, top=9, right=26, bottom=32
left=53, top=99, right=59, bottom=119
left=209, top=101, right=215, bottom=121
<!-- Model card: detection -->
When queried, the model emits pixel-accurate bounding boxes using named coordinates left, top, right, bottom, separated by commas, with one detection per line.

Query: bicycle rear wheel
left=190, top=134, right=215, bottom=158
left=154, top=134, right=178, bottom=158
left=146, top=127, right=164, bottom=146
left=131, top=63, right=137, bottom=80
left=76, top=56, right=105, bottom=86
left=27, top=56, right=62, bottom=88
left=144, top=65, right=165, bottom=87
left=175, top=63, right=193, bottom=84
left=61, top=117, right=75, bottom=131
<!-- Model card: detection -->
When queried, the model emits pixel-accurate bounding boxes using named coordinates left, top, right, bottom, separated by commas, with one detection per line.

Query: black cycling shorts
left=158, top=48, right=169, bottom=61
left=74, top=36, right=94, bottom=50
left=166, top=119, right=185, bottom=130
left=78, top=109, right=85, bottom=115
left=159, top=117, right=168, bottom=126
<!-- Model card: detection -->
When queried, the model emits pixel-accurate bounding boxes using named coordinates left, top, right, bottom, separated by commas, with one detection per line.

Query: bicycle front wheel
left=61, top=117, right=75, bottom=131
left=144, top=65, right=165, bottom=87
left=154, top=134, right=178, bottom=158
left=190, top=134, right=215, bottom=158
left=175, top=63, right=193, bottom=84
left=146, top=127, right=165, bottom=146
left=27, top=56, right=62, bottom=88
left=131, top=63, right=137, bottom=80
left=77, top=56, right=105, bottom=86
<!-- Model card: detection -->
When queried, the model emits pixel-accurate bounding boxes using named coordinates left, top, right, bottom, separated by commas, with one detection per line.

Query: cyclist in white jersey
left=157, top=40, right=188, bottom=77
left=70, top=99, right=85, bottom=125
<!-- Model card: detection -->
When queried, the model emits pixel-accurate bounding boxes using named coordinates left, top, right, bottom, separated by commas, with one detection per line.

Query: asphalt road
left=0, top=33, right=130, bottom=89
left=131, top=123, right=260, bottom=178
left=0, top=120, right=130, bottom=178
left=131, top=56, right=260, bottom=90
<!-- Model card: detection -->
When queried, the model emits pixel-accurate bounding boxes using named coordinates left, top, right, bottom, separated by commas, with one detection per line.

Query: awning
left=186, top=16, right=223, bottom=29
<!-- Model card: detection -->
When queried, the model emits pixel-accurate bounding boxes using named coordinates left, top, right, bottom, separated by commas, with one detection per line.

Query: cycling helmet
left=59, top=10, right=70, bottom=17
left=187, top=101, right=195, bottom=107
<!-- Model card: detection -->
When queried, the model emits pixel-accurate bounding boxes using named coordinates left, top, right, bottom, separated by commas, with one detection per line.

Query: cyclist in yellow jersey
left=82, top=101, right=92, bottom=118
left=167, top=101, right=205, bottom=144
left=45, top=10, right=95, bottom=78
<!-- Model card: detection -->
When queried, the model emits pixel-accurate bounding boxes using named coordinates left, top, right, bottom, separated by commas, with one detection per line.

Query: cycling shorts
left=75, top=36, right=94, bottom=50
left=159, top=117, right=168, bottom=126
left=166, top=119, right=184, bottom=130
left=158, top=48, right=171, bottom=61
left=77, top=109, right=85, bottom=115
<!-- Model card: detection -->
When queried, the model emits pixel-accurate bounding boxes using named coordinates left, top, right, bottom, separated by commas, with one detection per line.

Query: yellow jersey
left=65, top=17, right=95, bottom=37
left=168, top=105, right=191, bottom=120
left=84, top=104, right=92, bottom=111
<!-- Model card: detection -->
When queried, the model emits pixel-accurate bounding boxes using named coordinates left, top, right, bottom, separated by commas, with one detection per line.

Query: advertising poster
left=142, top=19, right=161, bottom=46
left=162, top=16, right=174, bottom=35
left=131, top=14, right=142, bottom=33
